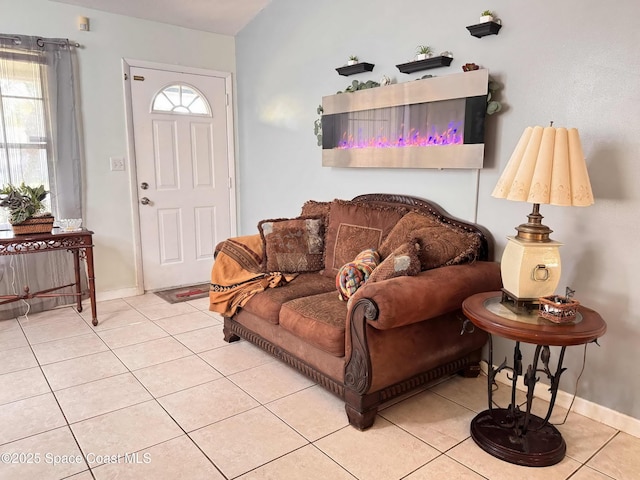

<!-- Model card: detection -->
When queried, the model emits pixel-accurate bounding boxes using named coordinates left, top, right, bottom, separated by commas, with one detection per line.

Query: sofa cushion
left=242, top=273, right=335, bottom=325
left=369, top=241, right=421, bottom=282
left=279, top=291, right=348, bottom=357
left=336, top=248, right=381, bottom=300
left=413, top=226, right=482, bottom=270
left=258, top=216, right=324, bottom=273
left=300, top=200, right=332, bottom=224
left=378, top=211, right=444, bottom=258
left=322, top=200, right=405, bottom=279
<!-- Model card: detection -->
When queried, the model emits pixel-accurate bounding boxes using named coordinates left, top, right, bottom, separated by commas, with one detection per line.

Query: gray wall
left=236, top=0, right=640, bottom=420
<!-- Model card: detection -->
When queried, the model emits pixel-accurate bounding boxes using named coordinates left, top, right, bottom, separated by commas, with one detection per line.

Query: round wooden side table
left=462, top=291, right=606, bottom=467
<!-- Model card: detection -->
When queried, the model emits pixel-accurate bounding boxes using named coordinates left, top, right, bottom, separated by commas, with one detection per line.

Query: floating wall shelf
left=467, top=21, right=502, bottom=38
left=336, top=62, right=375, bottom=76
left=396, top=56, right=453, bottom=74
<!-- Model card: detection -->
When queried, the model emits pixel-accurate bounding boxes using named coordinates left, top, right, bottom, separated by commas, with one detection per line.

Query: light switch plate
left=110, top=157, right=125, bottom=171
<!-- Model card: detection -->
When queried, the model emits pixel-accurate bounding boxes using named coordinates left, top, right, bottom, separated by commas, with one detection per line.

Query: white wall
left=1, top=0, right=236, bottom=296
left=236, top=0, right=640, bottom=420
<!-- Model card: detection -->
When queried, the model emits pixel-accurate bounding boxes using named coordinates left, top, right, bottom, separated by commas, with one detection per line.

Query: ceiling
left=49, top=0, right=271, bottom=36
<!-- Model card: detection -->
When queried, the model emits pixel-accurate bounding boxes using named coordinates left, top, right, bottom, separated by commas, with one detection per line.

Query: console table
left=462, top=291, right=606, bottom=467
left=0, top=228, right=98, bottom=326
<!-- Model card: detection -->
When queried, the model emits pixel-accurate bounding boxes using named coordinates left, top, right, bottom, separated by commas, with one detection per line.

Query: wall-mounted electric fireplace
left=321, top=69, right=488, bottom=169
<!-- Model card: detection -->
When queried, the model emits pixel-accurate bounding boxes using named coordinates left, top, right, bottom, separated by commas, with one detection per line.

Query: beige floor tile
left=22, top=315, right=93, bottom=345
left=66, top=471, right=94, bottom=480
left=132, top=354, right=222, bottom=398
left=17, top=305, right=80, bottom=328
left=158, top=377, right=259, bottom=432
left=55, top=372, right=152, bottom=423
left=199, top=340, right=275, bottom=376
left=92, top=435, right=225, bottom=480
left=267, top=385, right=348, bottom=441
left=430, top=373, right=526, bottom=413
left=0, top=393, right=66, bottom=444
left=0, top=326, right=28, bottom=352
left=153, top=311, right=218, bottom=335
left=447, top=438, right=581, bottom=480
left=97, top=321, right=168, bottom=349
left=136, top=301, right=199, bottom=321
left=229, top=361, right=315, bottom=404
left=175, top=324, right=228, bottom=353
left=380, top=389, right=476, bottom=452
left=0, top=318, right=19, bottom=332
left=0, top=367, right=50, bottom=406
left=85, top=308, right=149, bottom=332
left=315, top=417, right=439, bottom=480
left=84, top=297, right=134, bottom=314
left=405, top=454, right=486, bottom=479
left=529, top=400, right=618, bottom=464
left=71, top=400, right=182, bottom=466
left=587, top=431, right=640, bottom=480
left=190, top=406, right=307, bottom=478
left=186, top=296, right=213, bottom=311
left=41, top=350, right=128, bottom=391
left=122, top=293, right=166, bottom=309
left=238, top=444, right=355, bottom=480
left=31, top=332, right=108, bottom=365
left=0, top=345, right=38, bottom=375
left=0, top=427, right=87, bottom=480
left=113, top=336, right=192, bottom=371
left=571, top=465, right=618, bottom=479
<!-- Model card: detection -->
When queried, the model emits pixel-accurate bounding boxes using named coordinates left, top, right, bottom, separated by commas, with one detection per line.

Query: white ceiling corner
left=48, top=0, right=270, bottom=36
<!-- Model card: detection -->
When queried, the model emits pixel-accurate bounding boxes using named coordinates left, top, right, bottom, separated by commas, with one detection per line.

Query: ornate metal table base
left=471, top=408, right=565, bottom=467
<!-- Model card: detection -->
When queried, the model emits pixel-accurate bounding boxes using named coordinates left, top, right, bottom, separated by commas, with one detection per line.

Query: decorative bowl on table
left=58, top=218, right=82, bottom=231
left=538, top=295, right=580, bottom=323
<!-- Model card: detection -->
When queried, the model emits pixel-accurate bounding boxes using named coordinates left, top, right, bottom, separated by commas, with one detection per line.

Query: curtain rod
left=0, top=35, right=80, bottom=48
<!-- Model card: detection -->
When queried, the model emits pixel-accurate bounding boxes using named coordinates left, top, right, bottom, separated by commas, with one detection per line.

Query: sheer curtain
left=0, top=34, right=84, bottom=319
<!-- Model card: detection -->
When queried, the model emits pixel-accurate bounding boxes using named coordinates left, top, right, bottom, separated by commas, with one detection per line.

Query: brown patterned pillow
left=413, top=225, right=481, bottom=270
left=300, top=200, right=332, bottom=222
left=258, top=216, right=324, bottom=273
left=369, top=241, right=421, bottom=283
left=378, top=211, right=443, bottom=259
left=322, top=200, right=405, bottom=278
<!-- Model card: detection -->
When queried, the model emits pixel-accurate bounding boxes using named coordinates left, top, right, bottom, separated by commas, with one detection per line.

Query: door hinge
left=124, top=73, right=128, bottom=80
left=133, top=75, right=145, bottom=81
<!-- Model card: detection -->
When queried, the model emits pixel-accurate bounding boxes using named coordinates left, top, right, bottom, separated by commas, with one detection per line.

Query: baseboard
left=96, top=287, right=141, bottom=302
left=481, top=361, right=640, bottom=438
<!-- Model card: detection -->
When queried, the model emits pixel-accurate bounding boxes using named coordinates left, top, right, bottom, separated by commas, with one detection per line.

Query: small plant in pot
left=415, top=45, right=432, bottom=61
left=0, top=183, right=54, bottom=234
left=480, top=10, right=494, bottom=23
left=347, top=55, right=359, bottom=66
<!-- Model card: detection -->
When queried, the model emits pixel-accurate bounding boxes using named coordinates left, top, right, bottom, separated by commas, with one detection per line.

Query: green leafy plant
left=0, top=183, right=49, bottom=224
left=416, top=45, right=432, bottom=55
left=337, top=79, right=381, bottom=94
left=481, top=10, right=493, bottom=17
left=314, top=105, right=323, bottom=146
left=348, top=55, right=359, bottom=62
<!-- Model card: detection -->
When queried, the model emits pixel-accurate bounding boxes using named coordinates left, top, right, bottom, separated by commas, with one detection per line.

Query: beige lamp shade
left=492, top=126, right=594, bottom=207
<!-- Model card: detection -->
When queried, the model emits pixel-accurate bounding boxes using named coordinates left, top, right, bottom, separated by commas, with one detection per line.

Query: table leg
left=84, top=245, right=98, bottom=326
left=73, top=249, right=83, bottom=313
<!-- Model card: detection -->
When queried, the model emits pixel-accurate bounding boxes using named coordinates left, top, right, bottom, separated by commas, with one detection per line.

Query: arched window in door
left=151, top=83, right=211, bottom=116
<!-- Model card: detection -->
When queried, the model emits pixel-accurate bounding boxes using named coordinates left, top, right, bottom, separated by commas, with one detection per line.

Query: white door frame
left=122, top=58, right=238, bottom=295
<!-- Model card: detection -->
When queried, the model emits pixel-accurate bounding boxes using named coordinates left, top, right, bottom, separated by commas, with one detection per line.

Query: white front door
left=130, top=66, right=233, bottom=291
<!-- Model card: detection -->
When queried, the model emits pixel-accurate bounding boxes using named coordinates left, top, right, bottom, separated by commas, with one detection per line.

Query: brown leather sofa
left=211, top=194, right=502, bottom=430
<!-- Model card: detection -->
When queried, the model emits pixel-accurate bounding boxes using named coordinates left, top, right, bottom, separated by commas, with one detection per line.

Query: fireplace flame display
left=336, top=121, right=463, bottom=149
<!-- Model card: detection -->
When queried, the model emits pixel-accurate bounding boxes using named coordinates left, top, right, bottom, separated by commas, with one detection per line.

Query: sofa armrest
left=351, top=261, right=502, bottom=330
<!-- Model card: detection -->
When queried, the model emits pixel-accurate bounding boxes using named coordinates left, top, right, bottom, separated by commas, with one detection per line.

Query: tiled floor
left=0, top=294, right=637, bottom=479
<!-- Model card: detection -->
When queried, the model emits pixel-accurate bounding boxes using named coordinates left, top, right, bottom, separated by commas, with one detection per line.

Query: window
left=152, top=83, right=211, bottom=116
left=0, top=49, right=51, bottom=225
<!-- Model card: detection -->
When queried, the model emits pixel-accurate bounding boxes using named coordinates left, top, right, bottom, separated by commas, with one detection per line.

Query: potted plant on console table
left=0, top=183, right=54, bottom=235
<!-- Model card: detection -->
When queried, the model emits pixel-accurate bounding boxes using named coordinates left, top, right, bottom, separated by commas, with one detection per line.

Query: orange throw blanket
left=209, top=234, right=297, bottom=317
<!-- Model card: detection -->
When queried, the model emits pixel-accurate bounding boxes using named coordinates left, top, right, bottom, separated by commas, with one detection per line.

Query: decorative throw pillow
left=258, top=216, right=324, bottom=273
left=322, top=200, right=405, bottom=279
left=300, top=200, right=332, bottom=223
left=368, top=241, right=421, bottom=283
left=336, top=249, right=381, bottom=301
left=378, top=211, right=444, bottom=259
left=413, top=225, right=481, bottom=270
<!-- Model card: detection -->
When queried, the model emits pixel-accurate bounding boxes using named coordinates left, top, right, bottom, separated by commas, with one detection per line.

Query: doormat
left=154, top=283, right=210, bottom=304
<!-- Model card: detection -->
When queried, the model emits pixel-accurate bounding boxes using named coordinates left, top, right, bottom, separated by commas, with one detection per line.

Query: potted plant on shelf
left=480, top=10, right=494, bottom=23
left=0, top=183, right=54, bottom=235
left=415, top=45, right=433, bottom=61
left=347, top=55, right=359, bottom=66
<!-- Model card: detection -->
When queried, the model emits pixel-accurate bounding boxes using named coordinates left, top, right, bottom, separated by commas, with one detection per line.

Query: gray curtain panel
left=0, top=34, right=85, bottom=319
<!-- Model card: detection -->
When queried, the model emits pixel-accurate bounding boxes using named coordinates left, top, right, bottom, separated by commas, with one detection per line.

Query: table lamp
left=491, top=125, right=594, bottom=307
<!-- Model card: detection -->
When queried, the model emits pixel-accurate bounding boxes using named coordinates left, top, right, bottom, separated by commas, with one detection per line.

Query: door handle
left=140, top=182, right=149, bottom=190
left=140, top=197, right=151, bottom=205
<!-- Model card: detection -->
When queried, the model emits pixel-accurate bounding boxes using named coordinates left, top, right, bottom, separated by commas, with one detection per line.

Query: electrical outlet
left=110, top=157, right=125, bottom=171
